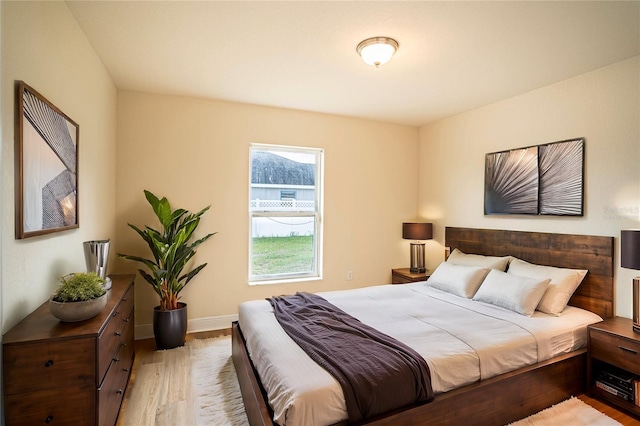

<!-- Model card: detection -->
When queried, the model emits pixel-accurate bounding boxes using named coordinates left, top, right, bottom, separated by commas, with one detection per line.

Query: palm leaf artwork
left=119, top=190, right=216, bottom=310
left=484, top=138, right=584, bottom=217
left=539, top=139, right=584, bottom=216
left=484, top=147, right=539, bottom=215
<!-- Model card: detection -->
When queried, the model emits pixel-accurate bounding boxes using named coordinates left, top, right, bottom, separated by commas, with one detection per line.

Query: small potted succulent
left=49, top=272, right=108, bottom=322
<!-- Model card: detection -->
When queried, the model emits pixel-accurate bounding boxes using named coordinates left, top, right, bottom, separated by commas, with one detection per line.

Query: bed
left=232, top=227, right=614, bottom=425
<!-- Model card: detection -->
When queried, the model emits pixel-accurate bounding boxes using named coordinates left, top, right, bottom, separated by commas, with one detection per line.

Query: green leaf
left=145, top=190, right=172, bottom=229
left=117, top=253, right=157, bottom=269
left=180, top=263, right=208, bottom=286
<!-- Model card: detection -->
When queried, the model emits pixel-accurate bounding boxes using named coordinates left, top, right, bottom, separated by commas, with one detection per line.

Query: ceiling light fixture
left=356, top=37, right=399, bottom=68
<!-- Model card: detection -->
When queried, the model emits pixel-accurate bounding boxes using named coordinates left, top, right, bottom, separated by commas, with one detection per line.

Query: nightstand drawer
left=392, top=274, right=415, bottom=284
left=590, top=330, right=640, bottom=375
left=391, top=268, right=430, bottom=284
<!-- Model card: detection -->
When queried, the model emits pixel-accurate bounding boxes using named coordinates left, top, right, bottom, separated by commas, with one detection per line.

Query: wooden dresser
left=3, top=274, right=135, bottom=426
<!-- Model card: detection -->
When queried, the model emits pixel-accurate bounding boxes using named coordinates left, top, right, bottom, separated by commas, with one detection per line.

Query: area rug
left=509, top=397, right=622, bottom=426
left=124, top=336, right=620, bottom=426
left=189, top=337, right=249, bottom=425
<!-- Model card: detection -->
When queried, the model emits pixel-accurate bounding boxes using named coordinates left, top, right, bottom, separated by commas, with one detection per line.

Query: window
left=249, top=144, right=323, bottom=284
left=280, top=190, right=297, bottom=200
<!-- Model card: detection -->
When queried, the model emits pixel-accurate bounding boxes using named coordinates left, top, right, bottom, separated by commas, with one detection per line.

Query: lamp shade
left=622, top=230, right=640, bottom=270
left=402, top=223, right=433, bottom=240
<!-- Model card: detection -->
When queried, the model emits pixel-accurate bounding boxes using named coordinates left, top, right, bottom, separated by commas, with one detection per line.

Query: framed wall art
left=15, top=81, right=79, bottom=239
left=484, top=138, right=584, bottom=216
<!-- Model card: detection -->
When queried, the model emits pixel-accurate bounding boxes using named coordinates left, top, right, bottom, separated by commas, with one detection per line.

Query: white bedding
left=238, top=282, right=602, bottom=426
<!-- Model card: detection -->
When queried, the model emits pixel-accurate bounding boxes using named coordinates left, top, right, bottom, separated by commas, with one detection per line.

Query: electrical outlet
left=347, top=271, right=353, bottom=280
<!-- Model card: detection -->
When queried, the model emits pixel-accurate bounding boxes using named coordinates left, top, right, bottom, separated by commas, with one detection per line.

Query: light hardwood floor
left=117, top=330, right=229, bottom=425
left=119, top=331, right=640, bottom=425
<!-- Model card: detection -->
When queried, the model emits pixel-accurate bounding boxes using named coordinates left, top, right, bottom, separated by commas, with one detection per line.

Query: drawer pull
left=123, top=367, right=129, bottom=372
left=112, top=311, right=120, bottom=318
left=618, top=345, right=638, bottom=355
left=116, top=389, right=123, bottom=395
left=44, top=359, right=54, bottom=368
left=124, top=318, right=130, bottom=323
left=113, top=357, right=120, bottom=362
left=115, top=331, right=122, bottom=336
left=45, top=415, right=54, bottom=423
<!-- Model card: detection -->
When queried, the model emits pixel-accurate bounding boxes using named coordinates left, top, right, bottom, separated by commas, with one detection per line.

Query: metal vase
left=153, top=303, right=188, bottom=350
left=83, top=240, right=111, bottom=289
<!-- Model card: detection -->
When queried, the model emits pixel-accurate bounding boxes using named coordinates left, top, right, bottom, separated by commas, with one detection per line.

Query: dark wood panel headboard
left=445, top=227, right=615, bottom=319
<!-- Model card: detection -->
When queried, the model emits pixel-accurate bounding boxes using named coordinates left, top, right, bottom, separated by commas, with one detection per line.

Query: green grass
left=252, top=236, right=314, bottom=276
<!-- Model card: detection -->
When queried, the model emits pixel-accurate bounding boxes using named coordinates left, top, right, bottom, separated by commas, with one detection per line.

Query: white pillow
left=472, top=269, right=550, bottom=316
left=427, top=262, right=490, bottom=298
left=447, top=248, right=511, bottom=271
left=507, top=258, right=588, bottom=315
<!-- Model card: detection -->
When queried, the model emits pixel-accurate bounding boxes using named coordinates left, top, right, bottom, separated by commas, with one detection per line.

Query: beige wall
left=114, top=92, right=419, bottom=333
left=1, top=1, right=117, bottom=332
left=418, top=57, right=640, bottom=318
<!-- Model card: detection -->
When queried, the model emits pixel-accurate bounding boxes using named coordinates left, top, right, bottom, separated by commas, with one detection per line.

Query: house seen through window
left=249, top=144, right=323, bottom=283
left=280, top=190, right=297, bottom=200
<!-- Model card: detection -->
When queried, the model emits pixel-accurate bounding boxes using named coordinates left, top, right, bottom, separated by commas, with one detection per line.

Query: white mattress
left=238, top=283, right=602, bottom=426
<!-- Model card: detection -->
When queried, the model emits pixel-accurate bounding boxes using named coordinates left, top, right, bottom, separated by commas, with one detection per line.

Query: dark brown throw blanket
left=267, top=292, right=433, bottom=423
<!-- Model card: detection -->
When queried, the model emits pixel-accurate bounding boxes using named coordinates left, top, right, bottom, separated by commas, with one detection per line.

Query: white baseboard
left=134, top=313, right=239, bottom=340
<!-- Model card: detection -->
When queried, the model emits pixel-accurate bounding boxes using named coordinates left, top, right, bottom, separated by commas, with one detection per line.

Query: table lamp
left=621, top=230, right=640, bottom=332
left=402, top=223, right=433, bottom=273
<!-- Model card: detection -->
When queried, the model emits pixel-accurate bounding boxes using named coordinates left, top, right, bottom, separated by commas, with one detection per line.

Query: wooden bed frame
left=232, top=227, right=614, bottom=425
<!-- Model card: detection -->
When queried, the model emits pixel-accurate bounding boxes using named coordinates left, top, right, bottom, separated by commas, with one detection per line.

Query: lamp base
left=634, top=278, right=640, bottom=333
left=409, top=242, right=426, bottom=275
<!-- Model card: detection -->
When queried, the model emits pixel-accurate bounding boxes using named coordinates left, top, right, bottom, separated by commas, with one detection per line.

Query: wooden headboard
left=445, top=227, right=615, bottom=319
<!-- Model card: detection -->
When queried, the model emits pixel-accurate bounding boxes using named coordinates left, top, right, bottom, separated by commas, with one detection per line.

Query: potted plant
left=49, top=272, right=108, bottom=322
left=118, top=190, right=215, bottom=350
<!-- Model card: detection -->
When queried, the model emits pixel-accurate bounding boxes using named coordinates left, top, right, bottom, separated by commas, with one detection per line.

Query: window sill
left=249, top=275, right=322, bottom=286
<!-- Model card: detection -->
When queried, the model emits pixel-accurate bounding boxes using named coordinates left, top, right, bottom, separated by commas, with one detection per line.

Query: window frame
left=248, top=143, right=324, bottom=285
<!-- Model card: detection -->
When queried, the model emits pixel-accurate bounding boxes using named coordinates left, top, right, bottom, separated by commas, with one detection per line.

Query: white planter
left=49, top=293, right=108, bottom=322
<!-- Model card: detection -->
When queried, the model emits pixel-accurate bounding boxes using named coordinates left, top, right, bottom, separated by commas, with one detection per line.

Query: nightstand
left=587, top=316, right=640, bottom=417
left=391, top=268, right=430, bottom=284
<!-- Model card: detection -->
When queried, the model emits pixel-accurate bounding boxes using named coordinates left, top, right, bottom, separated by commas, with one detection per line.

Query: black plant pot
left=153, top=302, right=187, bottom=350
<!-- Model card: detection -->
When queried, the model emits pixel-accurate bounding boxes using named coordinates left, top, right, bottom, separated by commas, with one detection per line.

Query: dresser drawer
left=118, top=285, right=134, bottom=321
left=4, top=383, right=94, bottom=425
left=98, top=287, right=134, bottom=381
left=98, top=350, right=132, bottom=426
left=590, top=329, right=640, bottom=375
left=121, top=306, right=135, bottom=361
left=3, top=338, right=95, bottom=394
left=101, top=318, right=134, bottom=382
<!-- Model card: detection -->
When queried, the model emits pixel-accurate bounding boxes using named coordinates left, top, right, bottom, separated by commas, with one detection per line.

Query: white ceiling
left=66, top=1, right=640, bottom=127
